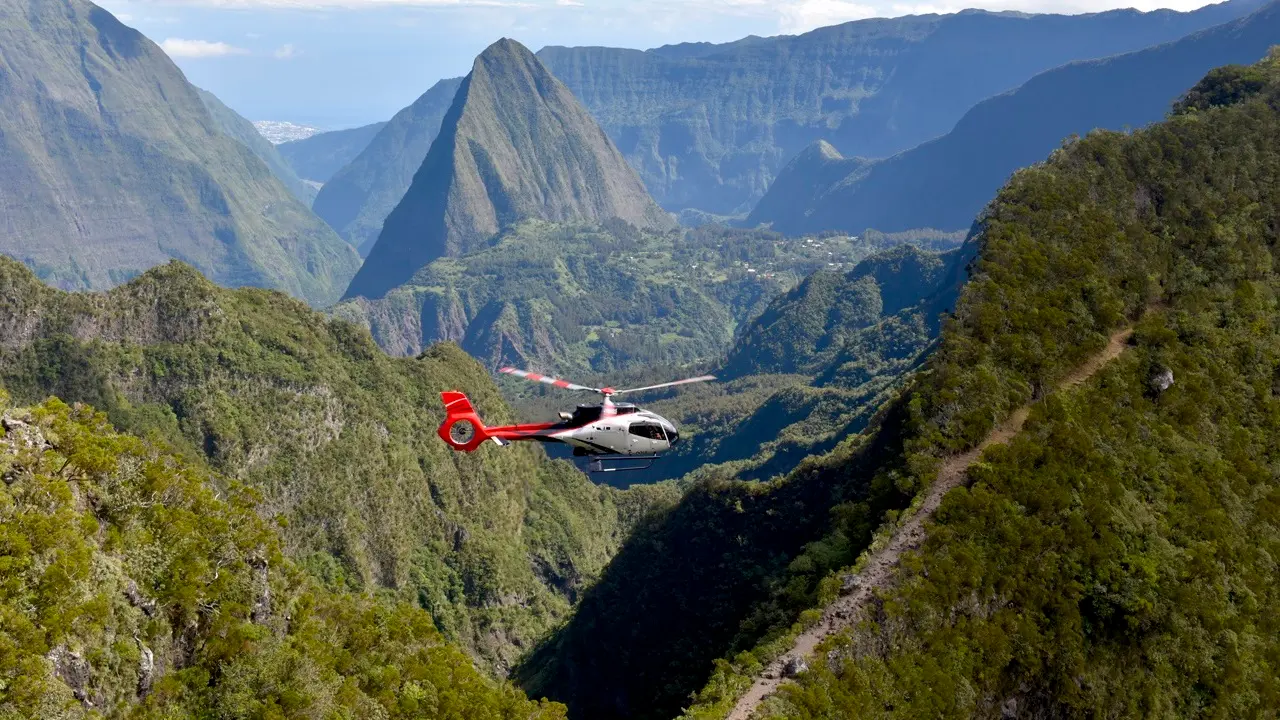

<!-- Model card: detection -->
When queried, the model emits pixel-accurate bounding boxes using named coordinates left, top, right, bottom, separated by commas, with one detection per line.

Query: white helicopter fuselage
left=551, top=406, right=680, bottom=456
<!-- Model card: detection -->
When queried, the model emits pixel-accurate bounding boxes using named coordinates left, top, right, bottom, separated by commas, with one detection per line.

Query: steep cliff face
left=195, top=86, right=318, bottom=206
left=0, top=0, right=358, bottom=306
left=345, top=39, right=673, bottom=301
left=538, top=0, right=1261, bottom=215
left=748, top=0, right=1280, bottom=236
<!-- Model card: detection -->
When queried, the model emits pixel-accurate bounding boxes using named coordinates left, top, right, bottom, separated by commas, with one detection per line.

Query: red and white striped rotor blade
left=612, top=375, right=717, bottom=396
left=498, top=367, right=601, bottom=393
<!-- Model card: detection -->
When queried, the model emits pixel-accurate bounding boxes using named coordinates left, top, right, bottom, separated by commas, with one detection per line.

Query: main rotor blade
left=499, top=367, right=601, bottom=393
left=611, top=375, right=717, bottom=396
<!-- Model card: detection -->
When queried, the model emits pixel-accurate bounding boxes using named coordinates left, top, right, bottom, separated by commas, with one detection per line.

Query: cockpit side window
left=628, top=423, right=666, bottom=440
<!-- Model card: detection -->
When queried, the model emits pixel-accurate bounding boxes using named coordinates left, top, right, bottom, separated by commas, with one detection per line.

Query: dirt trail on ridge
left=724, top=325, right=1136, bottom=720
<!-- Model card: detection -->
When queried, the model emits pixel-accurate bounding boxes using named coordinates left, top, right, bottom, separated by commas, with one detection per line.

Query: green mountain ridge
left=344, top=38, right=674, bottom=301
left=697, top=48, right=1280, bottom=720
left=0, top=0, right=359, bottom=306
left=0, top=255, right=673, bottom=673
left=748, top=0, right=1280, bottom=236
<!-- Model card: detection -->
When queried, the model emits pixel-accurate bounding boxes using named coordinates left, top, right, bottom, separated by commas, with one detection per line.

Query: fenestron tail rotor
left=498, top=367, right=716, bottom=397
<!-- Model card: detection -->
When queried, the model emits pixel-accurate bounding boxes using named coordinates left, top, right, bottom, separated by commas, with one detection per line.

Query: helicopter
left=437, top=367, right=716, bottom=472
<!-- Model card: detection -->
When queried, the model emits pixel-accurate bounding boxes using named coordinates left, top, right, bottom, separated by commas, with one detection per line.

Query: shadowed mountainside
left=312, top=78, right=463, bottom=255
left=195, top=86, right=319, bottom=205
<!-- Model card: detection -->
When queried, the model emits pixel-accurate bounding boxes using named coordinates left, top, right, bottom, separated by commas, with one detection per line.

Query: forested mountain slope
left=0, top=392, right=568, bottom=719
left=0, top=0, right=358, bottom=306
left=749, top=0, right=1280, bottom=235
left=0, top=257, right=674, bottom=672
left=519, top=54, right=1280, bottom=720
left=680, top=51, right=1280, bottom=719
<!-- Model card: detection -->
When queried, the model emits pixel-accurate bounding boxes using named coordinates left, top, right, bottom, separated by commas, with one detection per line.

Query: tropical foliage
left=684, top=49, right=1280, bottom=719
left=0, top=392, right=567, bottom=719
left=0, top=257, right=676, bottom=672
left=520, top=52, right=1280, bottom=720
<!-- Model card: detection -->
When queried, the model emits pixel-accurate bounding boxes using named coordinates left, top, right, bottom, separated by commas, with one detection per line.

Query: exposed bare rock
left=782, top=656, right=808, bottom=678
left=48, top=645, right=94, bottom=707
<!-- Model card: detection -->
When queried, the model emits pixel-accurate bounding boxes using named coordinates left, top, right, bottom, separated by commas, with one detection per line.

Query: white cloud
left=556, top=0, right=584, bottom=6
left=159, top=38, right=251, bottom=57
left=274, top=42, right=300, bottom=57
left=778, top=0, right=875, bottom=33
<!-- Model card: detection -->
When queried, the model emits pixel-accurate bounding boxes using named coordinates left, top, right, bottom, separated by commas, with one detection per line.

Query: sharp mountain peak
left=343, top=36, right=672, bottom=301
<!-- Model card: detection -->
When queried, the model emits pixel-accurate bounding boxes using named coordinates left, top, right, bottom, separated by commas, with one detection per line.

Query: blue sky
left=98, top=0, right=1221, bottom=129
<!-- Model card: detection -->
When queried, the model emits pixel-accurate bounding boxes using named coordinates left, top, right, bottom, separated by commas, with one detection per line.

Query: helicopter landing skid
left=583, top=455, right=660, bottom=473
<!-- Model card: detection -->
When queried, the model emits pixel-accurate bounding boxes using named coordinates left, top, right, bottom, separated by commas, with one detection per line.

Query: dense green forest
left=0, top=391, right=568, bottom=718
left=518, top=53, right=1280, bottom=719
left=335, top=221, right=962, bottom=376
left=512, top=231, right=972, bottom=716
left=0, top=257, right=677, bottom=673
left=679, top=51, right=1280, bottom=719
left=622, top=241, right=971, bottom=485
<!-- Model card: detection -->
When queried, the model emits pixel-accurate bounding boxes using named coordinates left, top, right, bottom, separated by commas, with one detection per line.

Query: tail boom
left=438, top=391, right=561, bottom=452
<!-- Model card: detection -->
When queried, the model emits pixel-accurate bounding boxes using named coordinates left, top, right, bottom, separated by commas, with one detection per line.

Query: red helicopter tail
left=438, top=391, right=493, bottom=452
